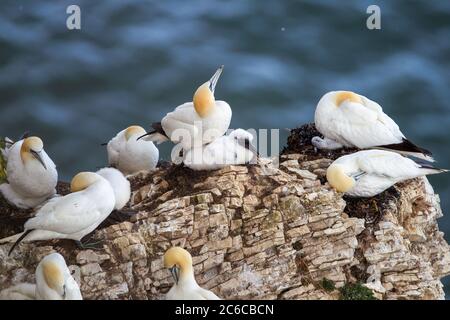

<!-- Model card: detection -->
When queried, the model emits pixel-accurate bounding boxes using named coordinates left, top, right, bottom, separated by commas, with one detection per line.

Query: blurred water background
left=0, top=0, right=449, bottom=296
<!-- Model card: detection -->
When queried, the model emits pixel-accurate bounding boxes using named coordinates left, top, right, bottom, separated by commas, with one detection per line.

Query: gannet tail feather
left=0, top=232, right=23, bottom=244
left=377, top=139, right=434, bottom=162
left=8, top=230, right=33, bottom=256
left=408, top=156, right=449, bottom=174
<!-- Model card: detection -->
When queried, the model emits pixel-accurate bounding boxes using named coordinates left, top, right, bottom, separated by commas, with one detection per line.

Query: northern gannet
left=326, top=149, right=447, bottom=197
left=96, top=167, right=131, bottom=210
left=0, top=136, right=58, bottom=209
left=164, top=247, right=221, bottom=300
left=106, top=126, right=159, bottom=175
left=139, top=66, right=232, bottom=150
left=183, top=129, right=257, bottom=170
left=312, top=91, right=434, bottom=161
left=1, top=172, right=115, bottom=255
left=0, top=253, right=82, bottom=300
left=35, top=253, right=82, bottom=300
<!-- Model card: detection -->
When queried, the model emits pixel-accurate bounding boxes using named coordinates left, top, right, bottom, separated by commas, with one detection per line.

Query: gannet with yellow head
left=183, top=129, right=257, bottom=171
left=1, top=171, right=115, bottom=255
left=326, top=149, right=447, bottom=197
left=35, top=253, right=82, bottom=300
left=138, top=65, right=232, bottom=150
left=0, top=136, right=58, bottom=209
left=312, top=91, right=434, bottom=161
left=106, top=125, right=159, bottom=175
left=164, top=247, right=221, bottom=300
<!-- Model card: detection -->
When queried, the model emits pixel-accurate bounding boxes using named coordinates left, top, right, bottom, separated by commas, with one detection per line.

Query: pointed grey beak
left=209, top=65, right=224, bottom=93
left=30, top=150, right=47, bottom=170
left=170, top=266, right=180, bottom=285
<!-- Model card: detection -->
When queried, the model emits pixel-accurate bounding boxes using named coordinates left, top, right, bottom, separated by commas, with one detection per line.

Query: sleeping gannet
left=164, top=247, right=221, bottom=300
left=183, top=129, right=257, bottom=170
left=312, top=91, right=434, bottom=161
left=138, top=65, right=232, bottom=150
left=106, top=126, right=159, bottom=175
left=35, top=253, right=82, bottom=300
left=96, top=167, right=131, bottom=210
left=0, top=136, right=58, bottom=209
left=326, top=149, right=447, bottom=197
left=0, top=253, right=82, bottom=300
left=1, top=172, right=115, bottom=255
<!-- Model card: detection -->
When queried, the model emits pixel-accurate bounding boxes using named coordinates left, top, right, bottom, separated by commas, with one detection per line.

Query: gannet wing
left=356, top=151, right=419, bottom=179
left=25, top=193, right=102, bottom=235
left=0, top=283, right=36, bottom=300
left=335, top=102, right=404, bottom=148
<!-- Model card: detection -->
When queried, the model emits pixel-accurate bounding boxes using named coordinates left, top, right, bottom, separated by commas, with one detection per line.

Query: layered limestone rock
left=0, top=125, right=449, bottom=300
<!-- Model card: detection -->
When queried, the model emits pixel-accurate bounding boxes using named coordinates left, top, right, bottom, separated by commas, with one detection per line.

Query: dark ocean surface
left=0, top=0, right=449, bottom=297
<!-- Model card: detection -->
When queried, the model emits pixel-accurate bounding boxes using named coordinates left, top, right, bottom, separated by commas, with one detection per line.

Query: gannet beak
left=170, top=266, right=180, bottom=285
left=136, top=132, right=151, bottom=141
left=209, top=65, right=224, bottom=93
left=31, top=150, right=47, bottom=170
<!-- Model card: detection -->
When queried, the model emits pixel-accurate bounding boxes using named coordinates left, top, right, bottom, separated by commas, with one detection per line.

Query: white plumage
left=96, top=167, right=131, bottom=210
left=183, top=129, right=256, bottom=171
left=0, top=172, right=115, bottom=254
left=313, top=91, right=433, bottom=161
left=0, top=137, right=58, bottom=209
left=164, top=247, right=221, bottom=300
left=326, top=150, right=447, bottom=197
left=0, top=253, right=82, bottom=300
left=106, top=126, right=159, bottom=175
left=35, top=253, right=82, bottom=300
left=141, top=66, right=232, bottom=150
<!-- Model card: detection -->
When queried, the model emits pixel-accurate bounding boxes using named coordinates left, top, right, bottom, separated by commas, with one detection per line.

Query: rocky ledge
left=0, top=124, right=449, bottom=300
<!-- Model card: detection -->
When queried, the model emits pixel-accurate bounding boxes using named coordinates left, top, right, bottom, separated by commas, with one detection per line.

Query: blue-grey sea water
left=0, top=0, right=449, bottom=297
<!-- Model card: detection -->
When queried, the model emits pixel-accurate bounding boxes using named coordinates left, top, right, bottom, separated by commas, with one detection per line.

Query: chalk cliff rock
left=0, top=125, right=449, bottom=300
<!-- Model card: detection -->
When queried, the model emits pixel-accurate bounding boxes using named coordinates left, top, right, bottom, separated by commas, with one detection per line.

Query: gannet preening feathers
left=326, top=150, right=447, bottom=197
left=312, top=91, right=434, bottom=161
left=0, top=136, right=58, bottom=209
left=35, top=253, right=82, bottom=300
left=96, top=167, right=131, bottom=210
left=183, top=129, right=257, bottom=171
left=0, top=253, right=82, bottom=300
left=2, top=172, right=115, bottom=255
left=139, top=65, right=232, bottom=150
left=164, top=247, right=221, bottom=300
left=106, top=126, right=159, bottom=175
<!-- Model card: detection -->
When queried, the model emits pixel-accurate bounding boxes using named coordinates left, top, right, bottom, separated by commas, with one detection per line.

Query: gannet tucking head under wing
left=326, top=149, right=447, bottom=197
left=164, top=247, right=221, bottom=300
left=312, top=91, right=434, bottom=161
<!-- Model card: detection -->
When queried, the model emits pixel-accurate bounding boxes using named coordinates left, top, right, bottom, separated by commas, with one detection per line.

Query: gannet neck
left=326, top=164, right=355, bottom=192
left=193, top=82, right=215, bottom=118
left=334, top=91, right=362, bottom=107
left=125, top=126, right=146, bottom=141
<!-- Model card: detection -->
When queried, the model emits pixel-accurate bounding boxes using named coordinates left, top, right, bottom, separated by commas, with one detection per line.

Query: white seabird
left=138, top=65, right=232, bottom=150
left=326, top=149, right=447, bottom=197
left=1, top=171, right=115, bottom=255
left=0, top=253, right=82, bottom=300
left=164, top=247, right=221, bottom=300
left=0, top=136, right=58, bottom=209
left=106, top=125, right=159, bottom=175
left=96, top=167, right=131, bottom=210
left=183, top=129, right=257, bottom=171
left=312, top=91, right=433, bottom=161
left=35, top=253, right=82, bottom=300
